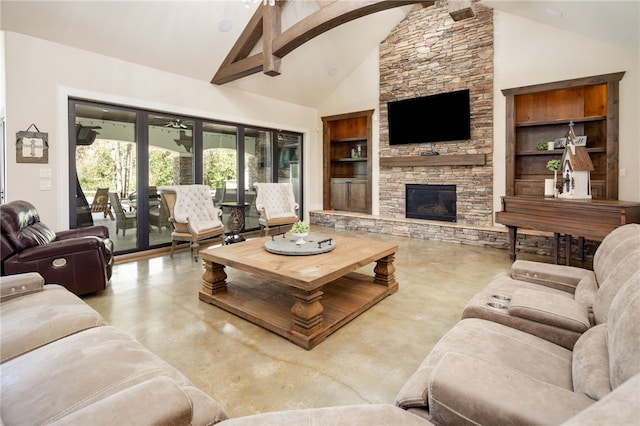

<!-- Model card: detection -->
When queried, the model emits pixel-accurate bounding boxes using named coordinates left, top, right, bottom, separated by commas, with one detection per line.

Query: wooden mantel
left=379, top=154, right=485, bottom=167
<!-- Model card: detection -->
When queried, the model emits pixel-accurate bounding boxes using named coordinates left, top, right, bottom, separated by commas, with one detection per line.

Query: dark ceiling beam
left=263, top=1, right=282, bottom=77
left=211, top=3, right=267, bottom=84
left=273, top=1, right=434, bottom=58
left=212, top=0, right=434, bottom=85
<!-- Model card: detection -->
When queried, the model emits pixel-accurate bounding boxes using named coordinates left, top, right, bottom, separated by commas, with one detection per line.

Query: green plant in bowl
left=546, top=159, right=561, bottom=171
left=536, top=142, right=550, bottom=151
left=291, top=221, right=310, bottom=234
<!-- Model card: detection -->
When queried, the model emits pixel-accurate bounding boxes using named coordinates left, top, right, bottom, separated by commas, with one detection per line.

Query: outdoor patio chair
left=109, top=192, right=137, bottom=237
left=90, top=188, right=114, bottom=219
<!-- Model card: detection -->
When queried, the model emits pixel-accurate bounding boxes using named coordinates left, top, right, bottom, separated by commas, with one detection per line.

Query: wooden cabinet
left=322, top=110, right=373, bottom=213
left=502, top=72, right=624, bottom=199
left=331, top=178, right=368, bottom=212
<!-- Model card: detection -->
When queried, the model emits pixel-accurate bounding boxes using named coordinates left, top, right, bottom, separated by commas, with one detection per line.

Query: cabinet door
left=331, top=179, right=349, bottom=211
left=348, top=180, right=368, bottom=212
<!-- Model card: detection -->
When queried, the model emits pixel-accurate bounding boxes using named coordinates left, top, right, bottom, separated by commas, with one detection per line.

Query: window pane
left=75, top=103, right=138, bottom=252
left=148, top=115, right=194, bottom=247
left=245, top=128, right=272, bottom=231
left=203, top=122, right=237, bottom=233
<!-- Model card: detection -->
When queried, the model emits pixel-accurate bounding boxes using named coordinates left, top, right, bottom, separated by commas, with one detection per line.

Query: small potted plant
left=536, top=141, right=549, bottom=151
left=291, top=221, right=310, bottom=245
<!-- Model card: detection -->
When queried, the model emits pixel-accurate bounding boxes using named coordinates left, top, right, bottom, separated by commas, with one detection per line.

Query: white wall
left=317, top=48, right=381, bottom=215
left=492, top=11, right=640, bottom=211
left=4, top=32, right=319, bottom=230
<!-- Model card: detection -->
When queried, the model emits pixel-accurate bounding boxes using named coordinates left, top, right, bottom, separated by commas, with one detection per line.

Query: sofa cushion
left=428, top=352, right=593, bottom=426
left=0, top=326, right=228, bottom=425
left=592, top=224, right=640, bottom=288
left=395, top=318, right=573, bottom=409
left=572, top=324, right=611, bottom=400
left=592, top=249, right=640, bottom=324
left=0, top=284, right=105, bottom=363
left=218, top=404, right=432, bottom=426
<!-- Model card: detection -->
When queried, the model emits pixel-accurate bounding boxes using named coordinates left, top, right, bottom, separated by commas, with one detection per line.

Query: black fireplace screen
left=406, top=184, right=456, bottom=222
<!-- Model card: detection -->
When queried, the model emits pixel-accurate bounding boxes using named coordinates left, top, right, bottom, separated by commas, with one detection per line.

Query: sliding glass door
left=69, top=99, right=303, bottom=255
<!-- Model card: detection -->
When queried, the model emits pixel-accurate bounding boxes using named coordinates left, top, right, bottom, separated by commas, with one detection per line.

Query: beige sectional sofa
left=396, top=223, right=640, bottom=425
left=2, top=224, right=638, bottom=425
left=0, top=272, right=429, bottom=426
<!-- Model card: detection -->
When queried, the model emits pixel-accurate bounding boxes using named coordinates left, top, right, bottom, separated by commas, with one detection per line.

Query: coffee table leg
left=290, top=289, right=324, bottom=336
left=374, top=254, right=398, bottom=292
left=201, top=260, right=228, bottom=295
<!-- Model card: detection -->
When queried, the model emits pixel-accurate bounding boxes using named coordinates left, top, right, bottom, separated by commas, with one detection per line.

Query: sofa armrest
left=56, top=225, right=110, bottom=240
left=509, top=289, right=591, bottom=332
left=0, top=272, right=44, bottom=302
left=429, top=352, right=594, bottom=426
left=49, top=377, right=228, bottom=426
left=511, top=260, right=594, bottom=294
left=12, top=237, right=105, bottom=262
left=562, top=374, right=640, bottom=426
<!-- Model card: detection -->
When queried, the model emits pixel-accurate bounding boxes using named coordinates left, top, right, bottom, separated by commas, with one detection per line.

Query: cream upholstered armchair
left=254, top=183, right=299, bottom=236
left=158, top=185, right=224, bottom=261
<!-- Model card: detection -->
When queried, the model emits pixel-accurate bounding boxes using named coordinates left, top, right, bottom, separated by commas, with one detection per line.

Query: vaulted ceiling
left=1, top=1, right=638, bottom=108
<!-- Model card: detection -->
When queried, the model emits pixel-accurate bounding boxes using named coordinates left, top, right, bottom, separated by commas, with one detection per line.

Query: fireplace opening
left=406, top=184, right=456, bottom=222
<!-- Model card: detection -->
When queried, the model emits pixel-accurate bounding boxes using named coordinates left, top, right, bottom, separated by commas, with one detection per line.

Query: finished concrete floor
left=83, top=226, right=551, bottom=418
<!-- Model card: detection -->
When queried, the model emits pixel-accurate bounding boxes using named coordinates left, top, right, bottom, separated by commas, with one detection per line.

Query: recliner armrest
left=0, top=272, right=44, bottom=302
left=429, top=352, right=594, bottom=425
left=13, top=237, right=106, bottom=262
left=509, top=288, right=591, bottom=332
left=511, top=260, right=594, bottom=294
left=56, top=225, right=110, bottom=240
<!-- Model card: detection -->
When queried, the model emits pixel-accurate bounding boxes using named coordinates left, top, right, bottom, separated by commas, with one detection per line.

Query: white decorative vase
left=292, top=232, right=308, bottom=245
left=547, top=142, right=555, bottom=151
left=544, top=178, right=555, bottom=198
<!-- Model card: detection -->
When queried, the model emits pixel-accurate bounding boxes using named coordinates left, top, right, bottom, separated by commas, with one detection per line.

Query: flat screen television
left=387, top=89, right=471, bottom=145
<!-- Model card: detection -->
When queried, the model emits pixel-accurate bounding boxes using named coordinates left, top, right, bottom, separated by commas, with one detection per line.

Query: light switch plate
left=40, top=180, right=53, bottom=191
left=39, top=168, right=52, bottom=178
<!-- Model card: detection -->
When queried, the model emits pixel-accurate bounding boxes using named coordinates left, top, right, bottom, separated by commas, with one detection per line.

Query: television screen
left=387, top=89, right=471, bottom=145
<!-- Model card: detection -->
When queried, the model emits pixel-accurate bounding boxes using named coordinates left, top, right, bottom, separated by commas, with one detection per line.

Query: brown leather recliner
left=1, top=200, right=114, bottom=295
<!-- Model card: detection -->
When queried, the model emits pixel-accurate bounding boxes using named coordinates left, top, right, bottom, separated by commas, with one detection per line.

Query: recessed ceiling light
left=218, top=18, right=233, bottom=33
left=544, top=7, right=563, bottom=18
left=328, top=67, right=339, bottom=76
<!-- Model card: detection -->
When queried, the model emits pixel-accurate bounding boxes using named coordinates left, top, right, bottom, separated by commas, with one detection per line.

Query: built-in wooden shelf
left=379, top=154, right=485, bottom=167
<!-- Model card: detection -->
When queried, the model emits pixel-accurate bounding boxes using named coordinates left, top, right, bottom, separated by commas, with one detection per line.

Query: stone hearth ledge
left=310, top=210, right=599, bottom=260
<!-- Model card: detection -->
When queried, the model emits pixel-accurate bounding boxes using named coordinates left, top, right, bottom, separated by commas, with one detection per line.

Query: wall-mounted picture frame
left=16, top=124, right=48, bottom=164
left=554, top=137, right=567, bottom=149
left=575, top=135, right=587, bottom=146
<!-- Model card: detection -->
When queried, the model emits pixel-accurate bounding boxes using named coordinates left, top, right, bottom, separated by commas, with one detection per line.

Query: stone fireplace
left=406, top=184, right=456, bottom=222
left=378, top=0, right=494, bottom=227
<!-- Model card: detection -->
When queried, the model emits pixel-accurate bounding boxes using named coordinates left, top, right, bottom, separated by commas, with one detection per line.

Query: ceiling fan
left=165, top=119, right=188, bottom=129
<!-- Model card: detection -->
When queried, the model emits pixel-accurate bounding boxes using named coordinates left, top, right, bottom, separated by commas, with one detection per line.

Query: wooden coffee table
left=198, top=232, right=398, bottom=349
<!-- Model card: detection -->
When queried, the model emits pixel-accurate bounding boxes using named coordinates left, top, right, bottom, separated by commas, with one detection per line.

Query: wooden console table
left=496, top=196, right=640, bottom=264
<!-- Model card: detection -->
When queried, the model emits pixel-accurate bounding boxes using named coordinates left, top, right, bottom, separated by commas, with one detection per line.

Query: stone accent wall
left=378, top=0, right=494, bottom=226
left=312, top=1, right=599, bottom=262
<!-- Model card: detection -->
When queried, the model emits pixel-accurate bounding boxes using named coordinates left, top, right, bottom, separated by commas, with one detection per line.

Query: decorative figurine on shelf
left=558, top=121, right=594, bottom=199
left=546, top=159, right=561, bottom=197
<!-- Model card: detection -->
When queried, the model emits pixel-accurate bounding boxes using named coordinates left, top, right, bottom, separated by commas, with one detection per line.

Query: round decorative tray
left=264, top=234, right=336, bottom=256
